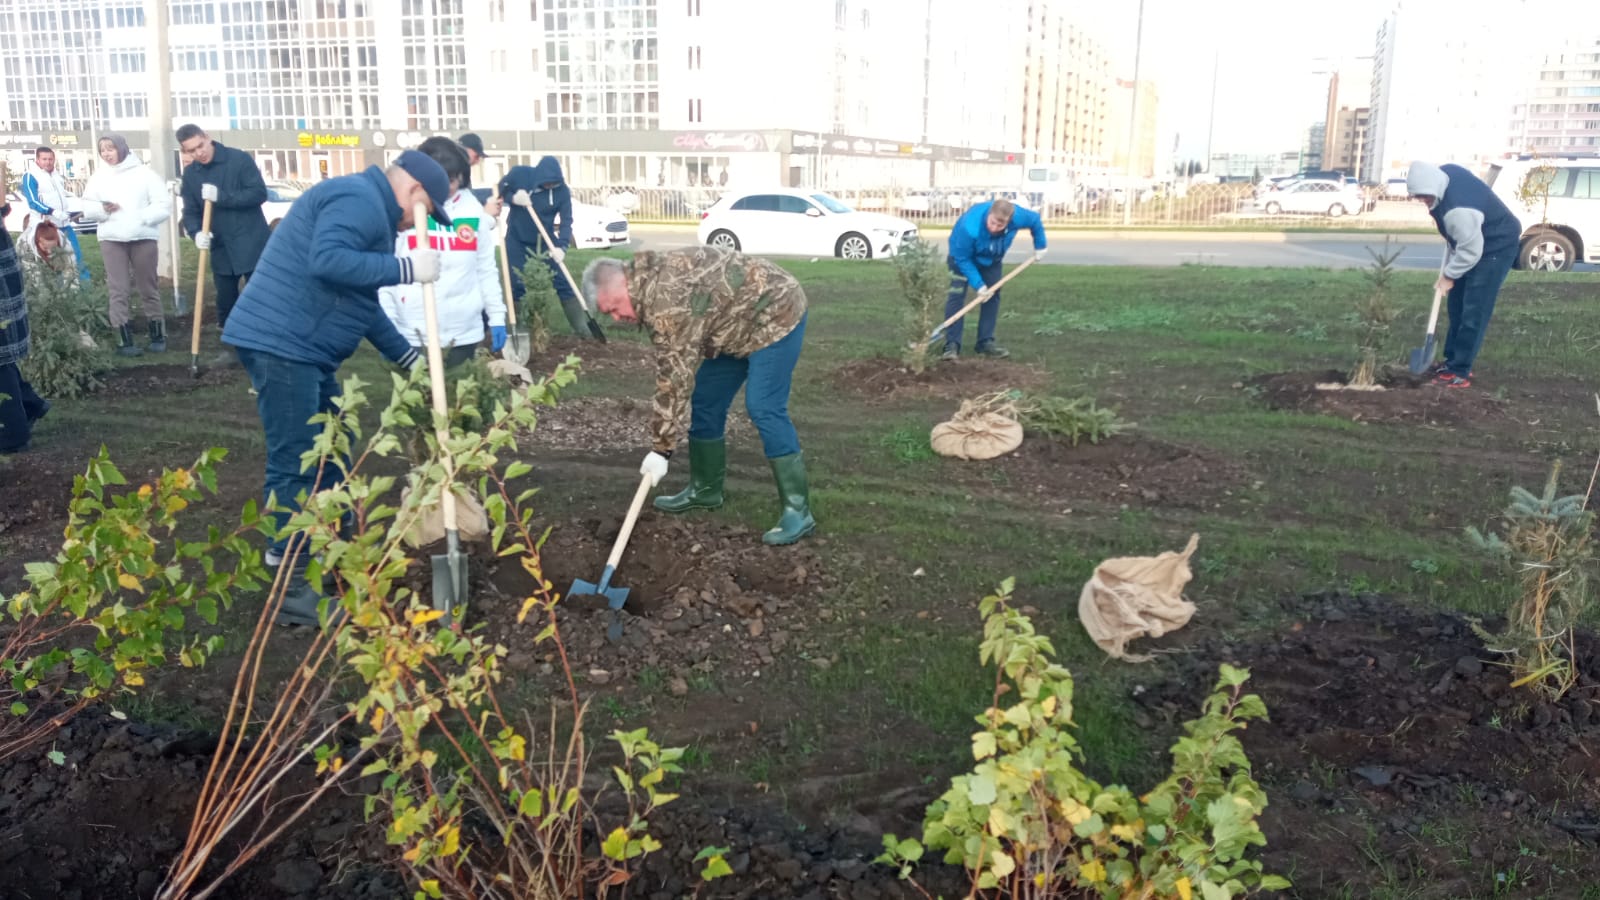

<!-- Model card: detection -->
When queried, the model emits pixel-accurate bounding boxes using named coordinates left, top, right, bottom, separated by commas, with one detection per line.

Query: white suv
left=1485, top=155, right=1600, bottom=272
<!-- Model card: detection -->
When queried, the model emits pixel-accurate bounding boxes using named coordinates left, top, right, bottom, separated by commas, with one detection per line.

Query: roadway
left=627, top=225, right=1597, bottom=273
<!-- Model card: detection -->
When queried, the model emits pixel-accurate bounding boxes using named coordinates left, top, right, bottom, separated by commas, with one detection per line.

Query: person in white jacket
left=81, top=134, right=173, bottom=356
left=379, top=136, right=506, bottom=369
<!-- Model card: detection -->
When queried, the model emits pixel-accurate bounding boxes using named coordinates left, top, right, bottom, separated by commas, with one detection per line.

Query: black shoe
left=275, top=580, right=348, bottom=629
left=0, top=441, right=29, bottom=455
left=940, top=345, right=960, bottom=362
left=147, top=319, right=167, bottom=353
left=116, top=324, right=143, bottom=357
left=974, top=342, right=1010, bottom=359
left=26, top=399, right=50, bottom=424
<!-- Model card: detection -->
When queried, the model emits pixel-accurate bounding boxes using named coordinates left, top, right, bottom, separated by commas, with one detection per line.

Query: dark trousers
left=237, top=347, right=342, bottom=565
left=942, top=257, right=1004, bottom=350
left=687, top=314, right=806, bottom=458
left=506, top=234, right=588, bottom=338
left=1442, top=249, right=1515, bottom=377
left=214, top=271, right=250, bottom=328
left=0, top=362, right=46, bottom=452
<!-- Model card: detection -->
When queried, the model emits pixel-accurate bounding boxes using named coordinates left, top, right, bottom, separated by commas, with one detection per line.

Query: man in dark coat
left=498, top=156, right=588, bottom=338
left=177, top=124, right=273, bottom=334
left=1405, top=160, right=1523, bottom=389
left=0, top=193, right=48, bottom=455
left=221, top=150, right=450, bottom=627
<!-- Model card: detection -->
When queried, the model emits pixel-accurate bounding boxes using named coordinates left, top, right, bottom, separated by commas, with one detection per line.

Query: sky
left=1083, top=0, right=1397, bottom=162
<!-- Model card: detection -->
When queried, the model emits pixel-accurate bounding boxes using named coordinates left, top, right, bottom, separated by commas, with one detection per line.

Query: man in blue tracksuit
left=941, top=197, right=1047, bottom=361
left=222, top=149, right=451, bottom=627
left=21, top=146, right=90, bottom=281
left=1405, top=161, right=1522, bottom=389
left=498, top=155, right=589, bottom=338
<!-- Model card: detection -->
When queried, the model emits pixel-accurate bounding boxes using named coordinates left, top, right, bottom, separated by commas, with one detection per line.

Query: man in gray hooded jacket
left=1405, top=161, right=1522, bottom=388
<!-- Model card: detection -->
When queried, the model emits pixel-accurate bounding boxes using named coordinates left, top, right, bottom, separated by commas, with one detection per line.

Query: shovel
left=569, top=472, right=653, bottom=642
left=490, top=187, right=530, bottom=365
left=526, top=208, right=608, bottom=343
left=189, top=197, right=214, bottom=378
left=912, top=255, right=1039, bottom=351
left=1407, top=248, right=1452, bottom=376
left=415, top=204, right=469, bottom=626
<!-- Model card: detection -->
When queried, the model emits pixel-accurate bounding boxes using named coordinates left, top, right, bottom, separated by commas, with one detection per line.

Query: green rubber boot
left=653, top=437, right=726, bottom=513
left=762, top=452, right=816, bottom=546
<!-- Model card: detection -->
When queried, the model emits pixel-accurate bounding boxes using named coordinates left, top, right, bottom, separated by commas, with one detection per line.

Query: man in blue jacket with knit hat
left=223, top=149, right=451, bottom=627
left=941, top=197, right=1047, bottom=361
left=499, top=156, right=590, bottom=338
left=1405, top=160, right=1522, bottom=389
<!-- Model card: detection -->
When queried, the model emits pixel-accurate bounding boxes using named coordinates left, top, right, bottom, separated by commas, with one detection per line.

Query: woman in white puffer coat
left=379, top=136, right=507, bottom=370
left=81, top=134, right=172, bottom=356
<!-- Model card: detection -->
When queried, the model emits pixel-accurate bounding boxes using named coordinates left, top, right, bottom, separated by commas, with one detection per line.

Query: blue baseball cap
left=393, top=149, right=453, bottom=226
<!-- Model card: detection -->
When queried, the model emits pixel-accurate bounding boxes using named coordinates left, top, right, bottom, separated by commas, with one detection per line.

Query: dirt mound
left=961, top=433, right=1251, bottom=511
left=523, top=396, right=755, bottom=453
left=832, top=356, right=1048, bottom=401
left=1136, top=591, right=1600, bottom=898
left=1246, top=369, right=1510, bottom=427
left=539, top=333, right=653, bottom=374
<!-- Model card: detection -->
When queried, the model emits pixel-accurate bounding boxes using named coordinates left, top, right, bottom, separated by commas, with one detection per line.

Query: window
left=1573, top=168, right=1600, bottom=200
left=687, top=46, right=701, bottom=70
left=687, top=97, right=702, bottom=122
left=731, top=195, right=780, bottom=212
left=776, top=196, right=814, bottom=214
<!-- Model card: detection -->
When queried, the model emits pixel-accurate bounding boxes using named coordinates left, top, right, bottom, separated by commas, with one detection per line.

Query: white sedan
left=1258, top=179, right=1365, bottom=218
left=696, top=188, right=918, bottom=259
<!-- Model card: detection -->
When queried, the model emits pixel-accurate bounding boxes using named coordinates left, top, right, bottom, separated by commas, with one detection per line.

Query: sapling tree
left=1466, top=460, right=1596, bottom=700
left=1352, top=238, right=1400, bottom=388
left=516, top=252, right=560, bottom=354
left=878, top=579, right=1288, bottom=900
left=892, top=236, right=945, bottom=373
left=19, top=257, right=114, bottom=398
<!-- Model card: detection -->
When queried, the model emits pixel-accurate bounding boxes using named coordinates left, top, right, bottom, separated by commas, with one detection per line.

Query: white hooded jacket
left=379, top=189, right=507, bottom=350
left=80, top=155, right=172, bottom=243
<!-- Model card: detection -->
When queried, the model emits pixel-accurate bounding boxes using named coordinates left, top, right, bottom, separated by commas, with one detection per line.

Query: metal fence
left=566, top=182, right=1435, bottom=230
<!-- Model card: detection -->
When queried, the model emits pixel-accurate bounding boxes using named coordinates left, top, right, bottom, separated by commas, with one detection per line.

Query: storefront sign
left=672, top=131, right=769, bottom=152
left=49, top=134, right=81, bottom=146
left=0, top=134, right=45, bottom=146
left=297, top=132, right=361, bottom=148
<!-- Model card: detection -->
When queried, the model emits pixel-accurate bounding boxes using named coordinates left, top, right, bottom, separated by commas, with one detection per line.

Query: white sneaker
left=265, top=548, right=283, bottom=567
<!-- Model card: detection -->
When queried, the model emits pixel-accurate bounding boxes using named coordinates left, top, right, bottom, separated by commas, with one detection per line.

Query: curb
left=626, top=224, right=1433, bottom=245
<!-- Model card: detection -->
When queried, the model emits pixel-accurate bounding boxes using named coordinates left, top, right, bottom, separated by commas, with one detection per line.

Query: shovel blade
left=503, top=329, right=531, bottom=366
left=568, top=577, right=630, bottom=611
left=587, top=316, right=609, bottom=344
left=1407, top=335, right=1436, bottom=375
left=431, top=549, right=469, bottom=623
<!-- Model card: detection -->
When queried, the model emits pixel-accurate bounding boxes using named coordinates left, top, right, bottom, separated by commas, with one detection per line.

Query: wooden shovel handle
left=415, top=203, right=458, bottom=533
left=930, top=254, right=1039, bottom=337
left=491, top=186, right=517, bottom=327
left=190, top=199, right=214, bottom=355
left=606, top=474, right=654, bottom=571
left=526, top=206, right=587, bottom=312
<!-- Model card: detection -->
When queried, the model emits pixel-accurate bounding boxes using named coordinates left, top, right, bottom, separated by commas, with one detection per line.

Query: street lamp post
left=1122, top=0, right=1146, bottom=226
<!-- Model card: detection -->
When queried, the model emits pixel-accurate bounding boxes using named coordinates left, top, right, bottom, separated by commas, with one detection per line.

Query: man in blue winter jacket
left=941, top=197, right=1048, bottom=361
left=1405, top=160, right=1522, bottom=389
left=222, top=149, right=452, bottom=627
left=498, top=156, right=589, bottom=338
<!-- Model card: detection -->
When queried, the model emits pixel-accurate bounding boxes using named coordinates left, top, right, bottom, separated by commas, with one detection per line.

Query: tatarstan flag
left=407, top=216, right=480, bottom=252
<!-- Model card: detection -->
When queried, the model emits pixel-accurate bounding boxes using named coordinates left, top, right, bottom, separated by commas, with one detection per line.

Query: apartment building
left=1507, top=35, right=1600, bottom=156
left=1, top=0, right=1131, bottom=191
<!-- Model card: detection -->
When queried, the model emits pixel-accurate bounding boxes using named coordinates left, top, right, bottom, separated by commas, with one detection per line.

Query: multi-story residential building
left=1324, top=107, right=1370, bottom=179
left=0, top=0, right=1131, bottom=193
left=1507, top=35, right=1600, bottom=156
left=1367, top=1, right=1543, bottom=181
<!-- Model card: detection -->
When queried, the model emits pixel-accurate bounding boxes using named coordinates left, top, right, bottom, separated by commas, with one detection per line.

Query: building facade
left=1, top=0, right=1136, bottom=193
left=1507, top=35, right=1600, bottom=156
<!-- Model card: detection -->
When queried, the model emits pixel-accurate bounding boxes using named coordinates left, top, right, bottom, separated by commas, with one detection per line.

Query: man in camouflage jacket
left=581, top=246, right=814, bottom=545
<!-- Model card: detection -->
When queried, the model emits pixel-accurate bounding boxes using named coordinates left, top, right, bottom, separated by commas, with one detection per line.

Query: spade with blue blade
left=569, top=473, right=654, bottom=641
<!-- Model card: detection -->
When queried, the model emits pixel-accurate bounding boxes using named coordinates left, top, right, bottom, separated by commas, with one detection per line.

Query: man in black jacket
left=177, top=124, right=273, bottom=335
left=498, top=156, right=589, bottom=338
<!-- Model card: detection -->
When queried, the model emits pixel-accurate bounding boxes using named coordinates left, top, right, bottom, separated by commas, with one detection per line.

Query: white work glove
left=510, top=189, right=532, bottom=208
left=639, top=451, right=670, bottom=487
left=201, top=183, right=219, bottom=203
left=548, top=246, right=565, bottom=263
left=50, top=212, right=70, bottom=228
left=1033, top=248, right=1048, bottom=262
left=193, top=231, right=212, bottom=250
left=403, top=249, right=441, bottom=285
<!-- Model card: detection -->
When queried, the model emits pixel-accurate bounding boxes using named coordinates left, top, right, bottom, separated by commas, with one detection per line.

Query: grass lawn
left=5, top=233, right=1600, bottom=898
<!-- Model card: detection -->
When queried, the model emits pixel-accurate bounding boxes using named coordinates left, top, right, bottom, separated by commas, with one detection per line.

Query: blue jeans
left=687, top=313, right=806, bottom=458
left=506, top=234, right=588, bottom=337
left=1442, top=248, right=1515, bottom=377
left=237, top=347, right=343, bottom=563
left=942, top=257, right=1003, bottom=350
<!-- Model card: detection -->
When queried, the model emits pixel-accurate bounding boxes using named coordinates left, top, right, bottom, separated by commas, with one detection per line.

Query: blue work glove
left=491, top=326, right=507, bottom=351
